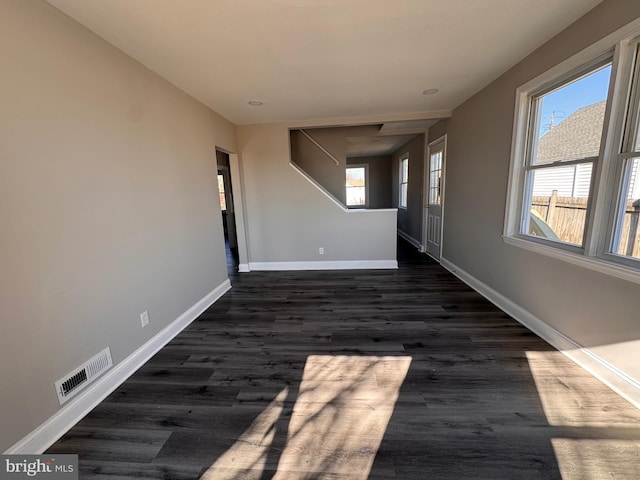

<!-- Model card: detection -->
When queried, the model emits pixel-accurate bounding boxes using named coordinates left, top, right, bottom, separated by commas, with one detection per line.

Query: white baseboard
left=5, top=279, right=232, bottom=455
left=249, top=260, right=398, bottom=271
left=238, top=263, right=250, bottom=273
left=397, top=230, right=422, bottom=251
left=440, top=257, right=640, bottom=410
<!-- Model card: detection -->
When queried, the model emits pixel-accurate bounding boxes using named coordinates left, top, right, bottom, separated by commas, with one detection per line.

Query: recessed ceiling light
left=422, top=88, right=439, bottom=95
left=248, top=100, right=264, bottom=106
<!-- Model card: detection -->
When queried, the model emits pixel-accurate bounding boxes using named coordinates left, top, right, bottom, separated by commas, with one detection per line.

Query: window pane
left=346, top=167, right=366, bottom=206
left=525, top=164, right=592, bottom=245
left=217, top=174, right=226, bottom=211
left=346, top=167, right=365, bottom=187
left=346, top=186, right=366, bottom=206
left=628, top=48, right=640, bottom=154
left=612, top=158, right=640, bottom=259
left=632, top=113, right=640, bottom=152
left=429, top=151, right=442, bottom=205
left=400, top=158, right=409, bottom=207
left=533, top=65, right=611, bottom=165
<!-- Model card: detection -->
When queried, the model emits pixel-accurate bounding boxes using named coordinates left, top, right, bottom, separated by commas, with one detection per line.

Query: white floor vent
left=55, top=347, right=113, bottom=405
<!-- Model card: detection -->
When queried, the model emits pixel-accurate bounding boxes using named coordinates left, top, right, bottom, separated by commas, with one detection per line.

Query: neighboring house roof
left=533, top=100, right=640, bottom=199
left=536, top=101, right=606, bottom=163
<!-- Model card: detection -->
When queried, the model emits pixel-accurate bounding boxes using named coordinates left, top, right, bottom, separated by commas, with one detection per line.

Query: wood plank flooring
left=47, top=239, right=640, bottom=479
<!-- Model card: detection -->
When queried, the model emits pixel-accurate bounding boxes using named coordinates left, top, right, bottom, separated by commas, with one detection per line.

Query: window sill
left=502, top=235, right=640, bottom=285
left=346, top=207, right=396, bottom=213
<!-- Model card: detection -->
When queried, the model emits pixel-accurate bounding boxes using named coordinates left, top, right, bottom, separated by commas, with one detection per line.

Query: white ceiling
left=47, top=0, right=603, bottom=126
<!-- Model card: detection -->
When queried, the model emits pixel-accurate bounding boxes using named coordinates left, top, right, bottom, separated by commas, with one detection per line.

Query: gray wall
left=440, top=0, right=640, bottom=384
left=392, top=134, right=425, bottom=243
left=347, top=156, right=393, bottom=209
left=0, top=0, right=236, bottom=452
left=428, top=119, right=449, bottom=144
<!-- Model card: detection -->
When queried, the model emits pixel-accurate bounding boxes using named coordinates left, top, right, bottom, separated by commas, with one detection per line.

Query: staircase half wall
left=238, top=123, right=397, bottom=270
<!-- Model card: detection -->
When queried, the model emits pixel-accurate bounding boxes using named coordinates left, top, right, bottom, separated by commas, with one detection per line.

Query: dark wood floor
left=48, top=239, right=640, bottom=479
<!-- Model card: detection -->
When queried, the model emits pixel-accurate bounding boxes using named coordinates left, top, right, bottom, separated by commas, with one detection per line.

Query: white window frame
left=521, top=56, right=610, bottom=253
left=345, top=164, right=369, bottom=208
left=399, top=155, right=409, bottom=209
left=504, top=18, right=640, bottom=285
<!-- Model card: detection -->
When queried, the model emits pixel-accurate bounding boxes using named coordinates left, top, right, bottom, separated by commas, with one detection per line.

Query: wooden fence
left=531, top=191, right=640, bottom=258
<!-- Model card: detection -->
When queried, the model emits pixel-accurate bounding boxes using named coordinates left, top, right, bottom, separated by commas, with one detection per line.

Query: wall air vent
left=54, top=347, right=113, bottom=405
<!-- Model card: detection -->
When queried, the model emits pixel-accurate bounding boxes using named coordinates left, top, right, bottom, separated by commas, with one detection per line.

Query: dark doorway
left=216, top=150, right=239, bottom=273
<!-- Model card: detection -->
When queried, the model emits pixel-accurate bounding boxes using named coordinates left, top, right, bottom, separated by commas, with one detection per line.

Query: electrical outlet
left=319, top=247, right=324, bottom=255
left=140, top=311, right=149, bottom=328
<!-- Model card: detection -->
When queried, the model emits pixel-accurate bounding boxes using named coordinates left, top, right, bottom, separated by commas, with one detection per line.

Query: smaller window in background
left=429, top=150, right=443, bottom=205
left=522, top=62, right=612, bottom=247
left=217, top=174, right=226, bottom=211
left=400, top=156, right=409, bottom=208
left=346, top=166, right=366, bottom=207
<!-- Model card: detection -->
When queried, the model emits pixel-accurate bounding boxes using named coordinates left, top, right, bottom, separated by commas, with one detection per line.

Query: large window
left=523, top=61, right=611, bottom=247
left=400, top=156, right=409, bottom=208
left=506, top=30, right=640, bottom=280
left=346, top=165, right=368, bottom=207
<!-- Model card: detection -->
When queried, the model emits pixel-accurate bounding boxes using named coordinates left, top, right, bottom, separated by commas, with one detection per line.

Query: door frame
left=422, top=134, right=447, bottom=261
left=228, top=152, right=250, bottom=272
